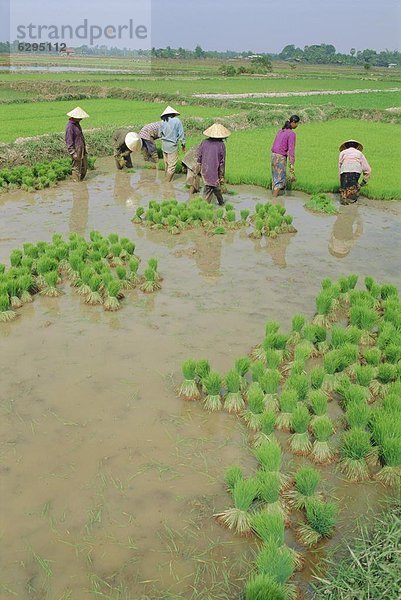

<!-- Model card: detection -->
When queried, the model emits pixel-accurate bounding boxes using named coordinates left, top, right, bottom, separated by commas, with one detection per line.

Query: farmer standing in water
left=65, top=107, right=90, bottom=182
left=271, top=115, right=300, bottom=197
left=197, top=123, right=231, bottom=205
left=160, top=106, right=186, bottom=182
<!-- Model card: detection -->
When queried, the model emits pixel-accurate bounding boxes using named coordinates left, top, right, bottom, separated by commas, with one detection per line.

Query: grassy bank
left=312, top=500, right=401, bottom=599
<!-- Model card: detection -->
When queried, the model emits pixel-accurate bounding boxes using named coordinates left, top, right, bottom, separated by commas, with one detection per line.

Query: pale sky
left=1, top=0, right=400, bottom=52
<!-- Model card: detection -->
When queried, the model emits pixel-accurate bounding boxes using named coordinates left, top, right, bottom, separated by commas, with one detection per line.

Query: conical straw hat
left=67, top=106, right=90, bottom=119
left=125, top=132, right=142, bottom=152
left=160, top=105, right=180, bottom=117
left=203, top=123, right=231, bottom=139
left=339, top=139, right=363, bottom=152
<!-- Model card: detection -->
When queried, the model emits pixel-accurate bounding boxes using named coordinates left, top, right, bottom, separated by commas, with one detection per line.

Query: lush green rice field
left=239, top=91, right=401, bottom=110
left=0, top=99, right=236, bottom=143
left=223, top=119, right=401, bottom=200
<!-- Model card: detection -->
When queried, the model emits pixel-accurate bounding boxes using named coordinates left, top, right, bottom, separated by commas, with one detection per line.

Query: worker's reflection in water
left=69, top=181, right=89, bottom=235
left=329, top=204, right=363, bottom=258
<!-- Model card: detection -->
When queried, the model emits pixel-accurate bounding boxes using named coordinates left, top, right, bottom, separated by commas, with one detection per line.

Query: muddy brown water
left=1, top=158, right=400, bottom=599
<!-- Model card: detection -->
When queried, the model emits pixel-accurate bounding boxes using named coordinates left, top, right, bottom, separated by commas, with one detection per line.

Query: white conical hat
left=67, top=106, right=90, bottom=119
left=125, top=132, right=142, bottom=152
left=203, top=123, right=231, bottom=139
left=339, top=139, right=363, bottom=152
left=161, top=105, right=180, bottom=117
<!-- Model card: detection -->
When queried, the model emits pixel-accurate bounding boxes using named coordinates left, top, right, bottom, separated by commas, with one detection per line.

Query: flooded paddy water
left=1, top=157, right=400, bottom=599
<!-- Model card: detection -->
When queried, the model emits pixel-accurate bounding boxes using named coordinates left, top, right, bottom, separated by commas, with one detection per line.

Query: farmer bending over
left=65, top=107, right=89, bottom=182
left=338, top=139, right=371, bottom=205
left=197, top=123, right=231, bottom=206
left=139, top=121, right=161, bottom=164
left=112, top=128, right=142, bottom=170
left=271, top=115, right=300, bottom=197
left=160, top=106, right=186, bottom=182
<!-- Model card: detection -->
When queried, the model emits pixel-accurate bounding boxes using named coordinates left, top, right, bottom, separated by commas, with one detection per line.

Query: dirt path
left=1, top=160, right=400, bottom=599
left=194, top=87, right=401, bottom=99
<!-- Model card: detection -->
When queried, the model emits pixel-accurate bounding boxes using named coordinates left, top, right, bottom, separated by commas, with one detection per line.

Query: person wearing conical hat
left=65, top=107, right=89, bottom=182
left=139, top=121, right=161, bottom=163
left=160, top=106, right=186, bottom=182
left=182, top=143, right=202, bottom=195
left=111, top=128, right=142, bottom=170
left=338, top=139, right=371, bottom=204
left=197, top=123, right=231, bottom=205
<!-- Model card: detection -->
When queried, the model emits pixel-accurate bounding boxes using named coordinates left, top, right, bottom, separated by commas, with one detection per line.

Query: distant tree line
left=0, top=40, right=399, bottom=66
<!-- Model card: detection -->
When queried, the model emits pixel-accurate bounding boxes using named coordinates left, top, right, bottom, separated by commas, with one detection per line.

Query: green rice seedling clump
left=276, top=389, right=298, bottom=431
left=225, top=465, right=243, bottom=491
left=251, top=511, right=285, bottom=546
left=339, top=428, right=374, bottom=481
left=289, top=404, right=311, bottom=455
left=243, top=383, right=265, bottom=430
left=286, top=467, right=321, bottom=510
left=214, top=478, right=258, bottom=535
left=345, top=401, right=370, bottom=430
left=298, top=499, right=337, bottom=547
left=245, top=574, right=286, bottom=600
left=254, top=410, right=277, bottom=446
left=255, top=541, right=296, bottom=585
left=254, top=440, right=282, bottom=473
left=224, top=369, right=245, bottom=413
left=203, top=371, right=222, bottom=411
left=376, top=438, right=401, bottom=487
left=310, top=366, right=325, bottom=390
left=178, top=359, right=200, bottom=401
left=311, top=416, right=335, bottom=464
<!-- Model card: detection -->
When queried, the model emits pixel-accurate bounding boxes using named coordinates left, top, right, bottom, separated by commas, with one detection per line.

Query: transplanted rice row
left=177, top=274, right=401, bottom=598
left=0, top=232, right=163, bottom=322
left=132, top=198, right=296, bottom=238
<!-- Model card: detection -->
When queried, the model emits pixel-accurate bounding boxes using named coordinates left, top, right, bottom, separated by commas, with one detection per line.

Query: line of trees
left=0, top=40, right=399, bottom=66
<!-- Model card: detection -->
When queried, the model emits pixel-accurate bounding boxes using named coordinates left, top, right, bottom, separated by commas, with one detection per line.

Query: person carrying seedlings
left=338, top=139, right=371, bottom=204
left=139, top=121, right=161, bottom=163
left=65, top=106, right=90, bottom=182
left=160, top=106, right=186, bottom=182
left=112, top=128, right=142, bottom=170
left=182, top=143, right=202, bottom=195
left=271, top=115, right=300, bottom=197
left=197, top=123, right=231, bottom=206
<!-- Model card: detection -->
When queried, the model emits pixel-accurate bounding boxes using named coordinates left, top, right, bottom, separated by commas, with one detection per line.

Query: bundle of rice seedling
left=363, top=347, right=381, bottom=366
left=243, top=383, right=265, bottom=430
left=310, top=416, right=335, bottom=464
left=240, top=209, right=250, bottom=223
left=309, top=390, right=328, bottom=425
left=345, top=401, right=370, bottom=430
left=85, top=274, right=103, bottom=305
left=349, top=305, right=377, bottom=344
left=253, top=411, right=277, bottom=447
left=283, top=342, right=311, bottom=374
left=251, top=361, right=266, bottom=383
left=376, top=437, right=401, bottom=487
left=103, top=280, right=121, bottom=311
left=203, top=371, right=222, bottom=411
left=140, top=267, right=161, bottom=293
left=330, top=326, right=350, bottom=349
left=18, top=274, right=34, bottom=304
left=115, top=266, right=132, bottom=290
left=255, top=542, right=296, bottom=595
left=129, top=258, right=141, bottom=286
left=313, top=289, right=335, bottom=327
left=339, top=428, right=374, bottom=481
left=259, top=369, right=281, bottom=411
left=195, top=359, right=210, bottom=392
left=254, top=440, right=282, bottom=473
left=235, top=356, right=251, bottom=392
left=148, top=258, right=162, bottom=282
left=382, top=393, right=401, bottom=414
left=284, top=373, right=309, bottom=402
left=286, top=467, right=321, bottom=510
left=0, top=295, right=17, bottom=322
left=7, top=278, right=23, bottom=308
left=251, top=510, right=285, bottom=546
left=276, top=389, right=298, bottom=431
left=383, top=344, right=401, bottom=365
left=224, top=369, right=245, bottom=413
left=380, top=284, right=398, bottom=300
left=245, top=574, right=286, bottom=600
left=132, top=206, right=145, bottom=224
left=256, top=471, right=286, bottom=516
left=354, top=364, right=375, bottom=387
left=224, top=465, right=243, bottom=491
left=214, top=478, right=258, bottom=534
left=289, top=405, right=311, bottom=455
left=40, top=271, right=61, bottom=297
left=370, top=363, right=397, bottom=397
left=310, top=366, right=325, bottom=390
left=302, top=323, right=327, bottom=356
left=263, top=349, right=283, bottom=371
left=298, top=499, right=337, bottom=547
left=288, top=314, right=306, bottom=345
left=178, top=359, right=200, bottom=400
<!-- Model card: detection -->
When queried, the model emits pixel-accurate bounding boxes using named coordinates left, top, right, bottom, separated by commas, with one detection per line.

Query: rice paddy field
left=1, top=57, right=401, bottom=600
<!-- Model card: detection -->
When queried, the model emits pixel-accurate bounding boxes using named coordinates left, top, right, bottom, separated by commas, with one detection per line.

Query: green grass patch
left=305, top=193, right=339, bottom=214
left=238, top=91, right=401, bottom=110
left=0, top=98, right=237, bottom=143
left=313, top=501, right=401, bottom=599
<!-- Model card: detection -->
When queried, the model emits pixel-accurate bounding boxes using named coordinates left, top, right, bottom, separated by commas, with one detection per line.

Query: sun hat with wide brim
left=67, top=107, right=90, bottom=119
left=203, top=123, right=231, bottom=139
left=125, top=132, right=142, bottom=152
left=339, top=139, right=363, bottom=152
left=161, top=105, right=180, bottom=117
